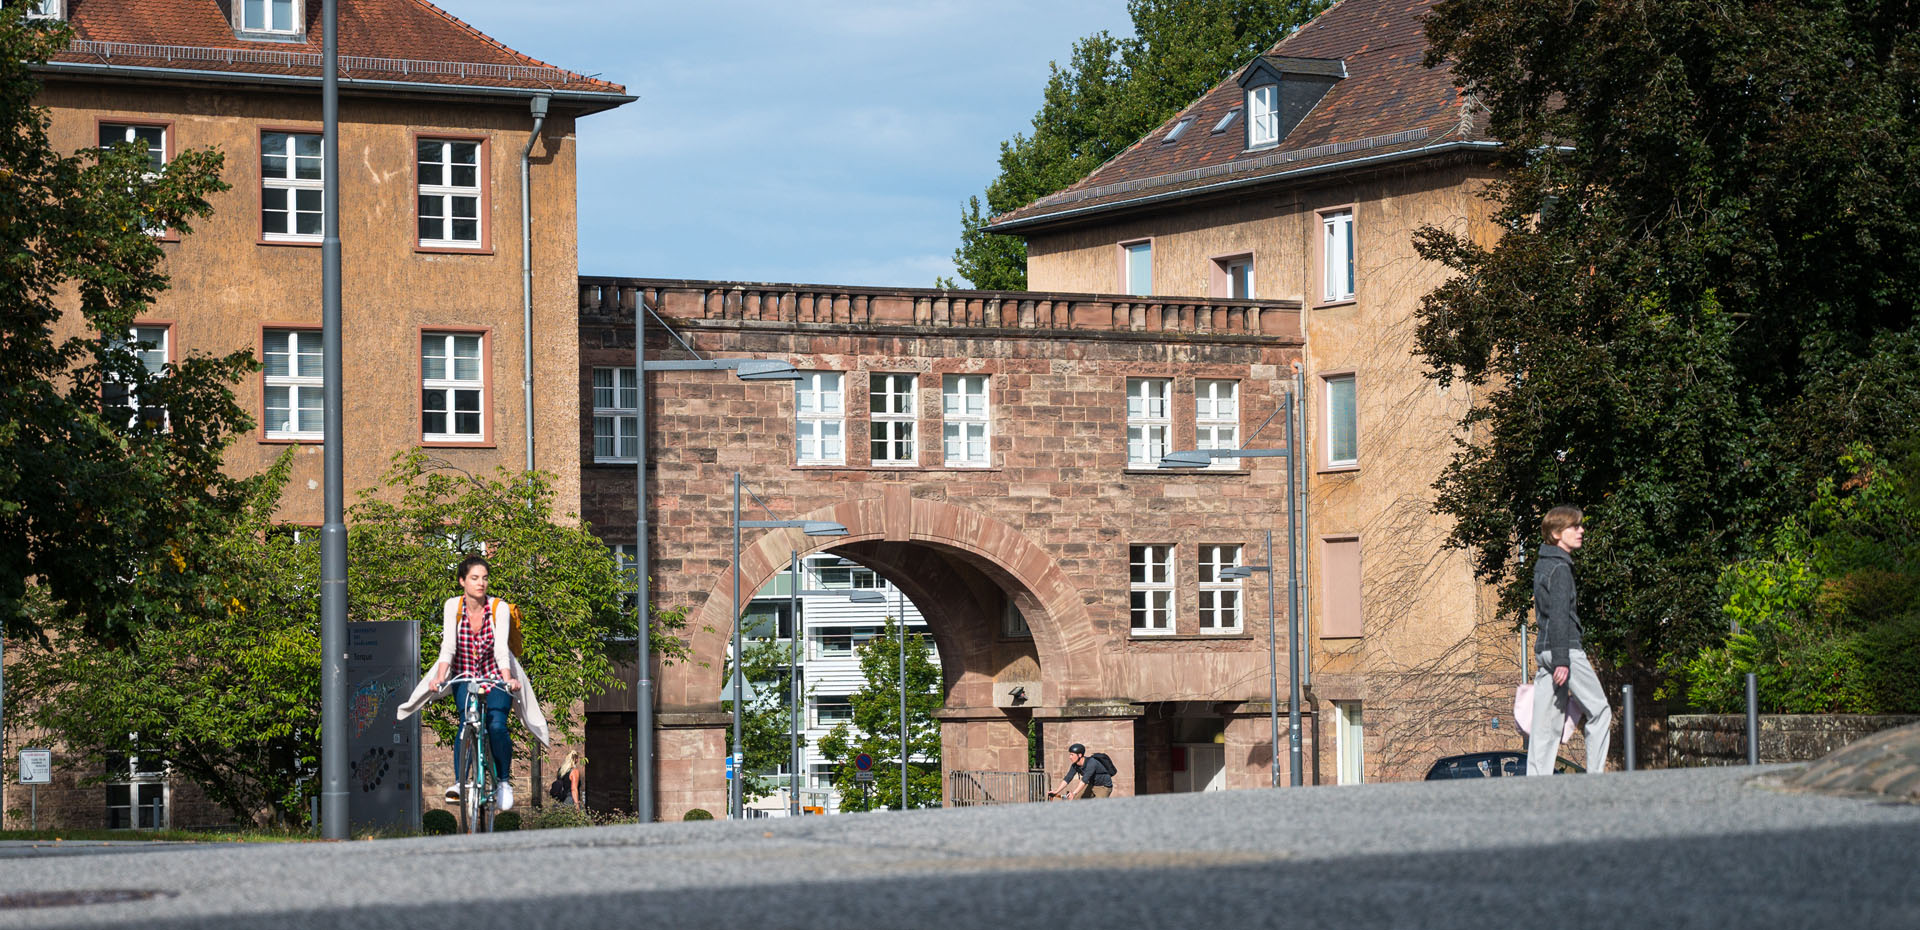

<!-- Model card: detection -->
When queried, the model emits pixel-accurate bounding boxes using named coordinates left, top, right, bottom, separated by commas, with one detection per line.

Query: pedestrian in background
left=559, top=750, right=584, bottom=806
left=1527, top=505, right=1612, bottom=775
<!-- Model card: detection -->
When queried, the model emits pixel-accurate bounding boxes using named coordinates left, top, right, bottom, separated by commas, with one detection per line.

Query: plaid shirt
left=451, top=599, right=502, bottom=694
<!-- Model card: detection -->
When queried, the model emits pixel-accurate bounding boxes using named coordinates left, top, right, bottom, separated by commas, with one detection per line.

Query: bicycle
left=443, top=675, right=509, bottom=834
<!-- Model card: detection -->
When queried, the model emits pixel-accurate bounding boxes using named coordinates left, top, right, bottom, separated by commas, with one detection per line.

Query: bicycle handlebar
left=439, top=676, right=510, bottom=689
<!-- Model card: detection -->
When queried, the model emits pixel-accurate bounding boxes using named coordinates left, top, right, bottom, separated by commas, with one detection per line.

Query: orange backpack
left=497, top=598, right=525, bottom=657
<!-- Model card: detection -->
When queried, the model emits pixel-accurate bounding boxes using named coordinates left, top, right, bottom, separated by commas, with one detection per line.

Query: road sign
left=855, top=771, right=874, bottom=783
left=726, top=753, right=740, bottom=781
left=854, top=753, right=873, bottom=771
left=18, top=749, right=51, bottom=785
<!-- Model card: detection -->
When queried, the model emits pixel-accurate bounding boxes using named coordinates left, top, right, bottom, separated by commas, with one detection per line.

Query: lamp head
left=800, top=521, right=849, bottom=536
left=1158, top=450, right=1213, bottom=469
left=847, top=590, right=887, bottom=603
left=735, top=359, right=804, bottom=381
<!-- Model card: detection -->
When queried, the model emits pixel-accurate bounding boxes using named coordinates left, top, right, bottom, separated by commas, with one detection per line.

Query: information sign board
left=18, top=749, right=51, bottom=785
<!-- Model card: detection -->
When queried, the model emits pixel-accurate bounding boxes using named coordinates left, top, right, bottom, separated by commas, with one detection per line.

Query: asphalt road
left=2, top=765, right=1916, bottom=929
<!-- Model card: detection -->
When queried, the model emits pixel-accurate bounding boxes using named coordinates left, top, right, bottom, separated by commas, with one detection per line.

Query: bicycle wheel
left=461, top=714, right=487, bottom=834
left=474, top=733, right=494, bottom=833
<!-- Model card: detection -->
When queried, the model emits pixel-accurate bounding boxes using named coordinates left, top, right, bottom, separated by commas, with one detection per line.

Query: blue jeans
left=452, top=682, right=514, bottom=784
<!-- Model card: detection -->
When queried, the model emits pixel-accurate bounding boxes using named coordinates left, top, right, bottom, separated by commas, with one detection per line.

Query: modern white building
left=737, top=555, right=937, bottom=816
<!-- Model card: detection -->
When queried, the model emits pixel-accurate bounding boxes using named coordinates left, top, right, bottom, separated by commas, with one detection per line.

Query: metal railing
left=947, top=770, right=1049, bottom=807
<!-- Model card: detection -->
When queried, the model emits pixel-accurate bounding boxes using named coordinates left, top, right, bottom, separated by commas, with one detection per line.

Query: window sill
left=793, top=464, right=1006, bottom=474
left=260, top=236, right=322, bottom=248
left=1314, top=297, right=1357, bottom=310
left=416, top=244, right=494, bottom=256
left=1123, top=468, right=1252, bottom=476
left=1131, top=632, right=1255, bottom=641
left=422, top=439, right=496, bottom=449
left=1318, top=463, right=1360, bottom=475
left=260, top=436, right=323, bottom=445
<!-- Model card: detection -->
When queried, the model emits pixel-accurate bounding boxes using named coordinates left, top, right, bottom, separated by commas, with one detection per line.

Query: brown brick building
left=7, top=0, right=628, bottom=829
left=585, top=0, right=1534, bottom=818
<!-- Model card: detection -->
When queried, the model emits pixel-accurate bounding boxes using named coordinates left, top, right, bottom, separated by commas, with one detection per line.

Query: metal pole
left=1284, top=392, right=1302, bottom=787
left=789, top=548, right=801, bottom=817
left=634, top=299, right=654, bottom=822
left=1622, top=684, right=1636, bottom=772
left=1265, top=530, right=1279, bottom=788
left=731, top=472, right=743, bottom=819
left=898, top=585, right=908, bottom=811
left=1293, top=367, right=1311, bottom=693
left=1745, top=673, right=1760, bottom=765
left=318, top=0, right=348, bottom=841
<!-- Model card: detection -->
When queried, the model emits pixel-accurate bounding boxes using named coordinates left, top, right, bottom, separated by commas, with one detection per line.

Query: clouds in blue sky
left=447, top=1, right=1133, bottom=285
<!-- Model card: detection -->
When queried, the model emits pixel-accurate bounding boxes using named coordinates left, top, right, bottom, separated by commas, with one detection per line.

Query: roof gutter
left=987, top=139, right=1502, bottom=235
left=31, top=60, right=635, bottom=114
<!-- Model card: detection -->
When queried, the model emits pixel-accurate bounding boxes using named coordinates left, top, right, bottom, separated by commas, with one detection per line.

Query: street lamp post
left=630, top=299, right=801, bottom=823
left=731, top=473, right=847, bottom=819
left=1163, top=392, right=1302, bottom=787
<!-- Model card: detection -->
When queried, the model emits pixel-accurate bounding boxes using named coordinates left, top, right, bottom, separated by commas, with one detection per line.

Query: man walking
left=1528, top=505, right=1612, bottom=775
left=1048, top=743, right=1113, bottom=800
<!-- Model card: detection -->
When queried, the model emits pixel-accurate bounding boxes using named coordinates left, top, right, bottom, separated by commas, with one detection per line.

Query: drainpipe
left=1293, top=362, right=1311, bottom=692
left=520, top=94, right=549, bottom=475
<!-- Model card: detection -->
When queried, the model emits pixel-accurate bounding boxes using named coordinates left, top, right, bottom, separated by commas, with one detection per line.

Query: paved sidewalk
left=0, top=764, right=1915, bottom=930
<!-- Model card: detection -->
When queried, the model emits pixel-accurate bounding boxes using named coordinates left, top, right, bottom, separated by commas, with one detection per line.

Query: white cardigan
left=396, top=596, right=549, bottom=747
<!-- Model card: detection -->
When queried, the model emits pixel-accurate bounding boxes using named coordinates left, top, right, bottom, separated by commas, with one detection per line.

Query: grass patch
left=0, top=827, right=314, bottom=843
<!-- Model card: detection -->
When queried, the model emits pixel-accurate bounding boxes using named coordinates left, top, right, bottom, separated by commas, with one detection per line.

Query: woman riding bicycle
left=398, top=554, right=549, bottom=813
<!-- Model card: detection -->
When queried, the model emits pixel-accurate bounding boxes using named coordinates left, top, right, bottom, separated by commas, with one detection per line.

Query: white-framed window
left=99, top=122, right=166, bottom=172
left=1197, top=544, right=1243, bottom=634
left=1322, top=209, right=1355, bottom=302
left=261, top=131, right=322, bottom=242
left=239, top=0, right=300, bottom=34
left=1335, top=701, right=1365, bottom=784
left=1247, top=84, right=1279, bottom=147
left=609, top=543, right=639, bottom=611
left=1126, top=377, right=1171, bottom=468
left=1324, top=373, right=1357, bottom=467
left=422, top=332, right=485, bottom=442
left=417, top=139, right=482, bottom=248
left=105, top=740, right=168, bottom=830
left=1124, top=240, right=1153, bottom=296
left=108, top=324, right=170, bottom=430
left=1225, top=257, right=1254, bottom=299
left=1196, top=379, right=1239, bottom=469
left=593, top=367, right=639, bottom=462
left=942, top=374, right=989, bottom=467
left=815, top=695, right=853, bottom=726
left=1129, top=544, right=1174, bottom=635
left=23, top=0, right=63, bottom=20
left=263, top=328, right=322, bottom=440
left=869, top=373, right=917, bottom=466
left=796, top=372, right=844, bottom=464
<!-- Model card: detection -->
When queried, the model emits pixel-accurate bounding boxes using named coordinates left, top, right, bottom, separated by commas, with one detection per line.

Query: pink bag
left=1513, top=681, right=1580, bottom=741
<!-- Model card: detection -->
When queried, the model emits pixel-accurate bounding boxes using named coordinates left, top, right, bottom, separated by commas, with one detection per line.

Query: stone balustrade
left=579, top=277, right=1301, bottom=342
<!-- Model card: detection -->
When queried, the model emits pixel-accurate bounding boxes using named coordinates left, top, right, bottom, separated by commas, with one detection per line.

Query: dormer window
left=1246, top=85, right=1279, bottom=148
left=1235, top=55, right=1346, bottom=151
left=238, top=0, right=303, bottom=37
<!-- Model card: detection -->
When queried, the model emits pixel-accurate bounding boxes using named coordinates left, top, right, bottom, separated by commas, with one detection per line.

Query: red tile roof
left=44, top=0, right=625, bottom=98
left=990, top=0, right=1489, bottom=229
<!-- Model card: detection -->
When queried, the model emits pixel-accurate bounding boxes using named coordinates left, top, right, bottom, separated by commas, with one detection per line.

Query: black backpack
left=548, top=773, right=570, bottom=802
left=1088, top=752, right=1117, bottom=781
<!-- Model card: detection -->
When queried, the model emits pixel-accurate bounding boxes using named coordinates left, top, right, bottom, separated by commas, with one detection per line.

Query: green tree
left=1684, top=443, right=1920, bottom=714
left=815, top=618, right=942, bottom=812
left=0, top=9, right=258, bottom=643
left=953, top=0, right=1329, bottom=288
left=10, top=452, right=686, bottom=826
left=721, top=638, right=799, bottom=803
left=1413, top=0, right=1920, bottom=685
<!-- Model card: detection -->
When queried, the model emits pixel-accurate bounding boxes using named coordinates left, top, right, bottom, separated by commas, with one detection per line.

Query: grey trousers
left=1528, top=649, right=1612, bottom=775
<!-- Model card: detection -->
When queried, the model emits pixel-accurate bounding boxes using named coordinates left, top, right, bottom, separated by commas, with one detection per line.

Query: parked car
left=1424, top=751, right=1585, bottom=779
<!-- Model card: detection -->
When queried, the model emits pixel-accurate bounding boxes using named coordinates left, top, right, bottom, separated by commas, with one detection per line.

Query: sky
left=448, top=1, right=1136, bottom=287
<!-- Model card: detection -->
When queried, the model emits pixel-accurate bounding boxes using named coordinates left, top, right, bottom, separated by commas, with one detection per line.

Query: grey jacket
left=1533, top=543, right=1583, bottom=670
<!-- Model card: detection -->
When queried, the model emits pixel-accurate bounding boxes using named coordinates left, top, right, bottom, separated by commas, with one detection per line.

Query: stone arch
left=679, top=492, right=1100, bottom=710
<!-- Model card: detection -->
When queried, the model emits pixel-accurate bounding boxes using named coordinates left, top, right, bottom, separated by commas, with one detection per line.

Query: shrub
left=521, top=804, right=593, bottom=830
left=421, top=810, right=456, bottom=835
left=683, top=808, right=713, bottom=821
left=1858, top=610, right=1920, bottom=713
left=492, top=811, right=521, bottom=831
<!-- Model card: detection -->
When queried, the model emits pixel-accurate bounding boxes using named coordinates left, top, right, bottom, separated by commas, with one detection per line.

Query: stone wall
left=1667, top=714, right=1920, bottom=767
